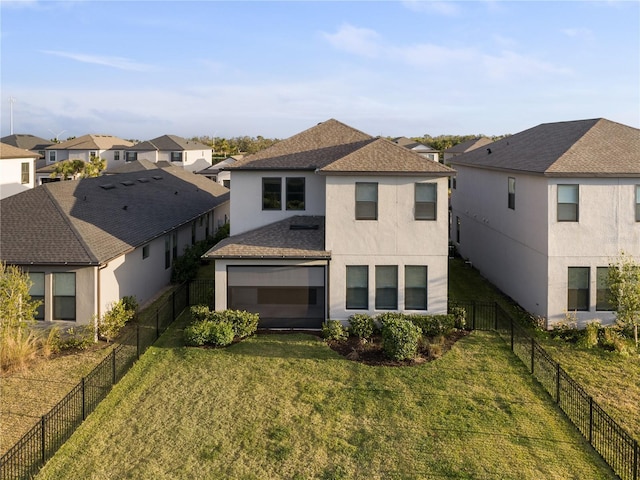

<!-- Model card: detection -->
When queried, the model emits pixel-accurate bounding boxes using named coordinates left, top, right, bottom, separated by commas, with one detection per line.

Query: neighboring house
left=44, top=134, right=134, bottom=175
left=0, top=142, right=39, bottom=199
left=449, top=118, right=640, bottom=328
left=1, top=162, right=230, bottom=327
left=196, top=156, right=241, bottom=187
left=124, top=135, right=212, bottom=173
left=443, top=137, right=493, bottom=163
left=1, top=133, right=54, bottom=160
left=204, top=119, right=455, bottom=328
left=393, top=137, right=440, bottom=162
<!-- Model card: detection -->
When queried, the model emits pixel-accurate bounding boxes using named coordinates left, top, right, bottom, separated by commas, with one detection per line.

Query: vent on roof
left=153, top=175, right=163, bottom=180
left=120, top=180, right=135, bottom=186
left=290, top=224, right=319, bottom=231
left=100, top=183, right=116, bottom=190
left=137, top=177, right=149, bottom=183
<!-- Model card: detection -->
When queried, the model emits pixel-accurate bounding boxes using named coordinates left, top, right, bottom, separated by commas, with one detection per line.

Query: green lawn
left=37, top=314, right=614, bottom=480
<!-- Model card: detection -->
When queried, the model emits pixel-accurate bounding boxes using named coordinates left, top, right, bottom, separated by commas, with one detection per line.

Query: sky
left=1, top=0, right=638, bottom=142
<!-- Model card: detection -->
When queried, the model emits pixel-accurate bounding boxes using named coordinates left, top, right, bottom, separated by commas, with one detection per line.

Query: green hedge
left=184, top=306, right=258, bottom=347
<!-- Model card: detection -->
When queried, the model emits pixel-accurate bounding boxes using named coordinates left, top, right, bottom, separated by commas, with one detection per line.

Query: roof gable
left=444, top=137, right=493, bottom=154
left=47, top=134, right=133, bottom=151
left=448, top=119, right=640, bottom=176
left=0, top=142, right=40, bottom=160
left=1, top=134, right=53, bottom=151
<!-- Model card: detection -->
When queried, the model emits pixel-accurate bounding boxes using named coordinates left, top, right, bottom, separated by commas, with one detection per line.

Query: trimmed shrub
left=449, top=306, right=467, bottom=330
left=209, top=310, right=259, bottom=339
left=577, top=321, right=600, bottom=349
left=381, top=318, right=422, bottom=361
left=348, top=314, right=375, bottom=339
left=322, top=320, right=348, bottom=341
left=190, top=305, right=211, bottom=322
left=98, top=298, right=137, bottom=343
left=185, top=307, right=258, bottom=347
left=184, top=320, right=210, bottom=347
left=206, top=320, right=235, bottom=346
left=409, top=314, right=457, bottom=337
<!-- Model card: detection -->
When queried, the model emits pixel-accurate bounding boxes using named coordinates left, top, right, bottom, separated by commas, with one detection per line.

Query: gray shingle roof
left=1, top=164, right=229, bottom=265
left=444, top=137, right=493, bottom=154
left=1, top=134, right=53, bottom=152
left=204, top=216, right=329, bottom=259
left=229, top=119, right=454, bottom=175
left=128, top=135, right=210, bottom=152
left=448, top=119, right=640, bottom=176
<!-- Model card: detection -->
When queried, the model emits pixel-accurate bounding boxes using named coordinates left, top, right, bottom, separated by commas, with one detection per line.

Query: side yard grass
left=37, top=315, right=615, bottom=480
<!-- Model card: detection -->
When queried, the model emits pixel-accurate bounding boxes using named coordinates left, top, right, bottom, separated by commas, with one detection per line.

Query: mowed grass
left=37, top=315, right=614, bottom=480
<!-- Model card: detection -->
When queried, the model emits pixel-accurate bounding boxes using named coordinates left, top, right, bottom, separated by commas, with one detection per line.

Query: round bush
left=322, top=320, right=348, bottom=341
left=348, top=314, right=375, bottom=339
left=381, top=318, right=422, bottom=361
left=205, top=320, right=235, bottom=346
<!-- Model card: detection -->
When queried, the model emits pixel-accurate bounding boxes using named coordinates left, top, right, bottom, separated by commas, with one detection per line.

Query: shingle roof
left=229, top=119, right=454, bottom=175
left=204, top=216, right=329, bottom=259
left=1, top=164, right=229, bottom=265
left=444, top=137, right=493, bottom=154
left=448, top=119, right=640, bottom=176
left=0, top=142, right=40, bottom=160
left=1, top=134, right=53, bottom=152
left=392, top=137, right=438, bottom=152
left=45, top=134, right=133, bottom=151
left=128, top=135, right=210, bottom=152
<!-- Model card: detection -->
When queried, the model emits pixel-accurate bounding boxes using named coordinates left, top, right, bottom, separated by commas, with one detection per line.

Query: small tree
left=608, top=252, right=640, bottom=346
left=82, top=154, right=106, bottom=178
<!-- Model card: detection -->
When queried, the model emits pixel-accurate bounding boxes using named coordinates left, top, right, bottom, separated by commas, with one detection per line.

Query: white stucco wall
left=325, top=175, right=450, bottom=321
left=0, top=157, right=36, bottom=199
left=229, top=170, right=326, bottom=235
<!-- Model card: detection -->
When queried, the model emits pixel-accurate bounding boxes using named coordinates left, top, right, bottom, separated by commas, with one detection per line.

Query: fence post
left=112, top=349, right=116, bottom=385
left=530, top=337, right=535, bottom=374
left=555, top=363, right=561, bottom=404
left=41, top=415, right=46, bottom=466
left=510, top=319, right=514, bottom=351
left=136, top=324, right=141, bottom=359
left=81, top=377, right=86, bottom=421
left=588, top=396, right=593, bottom=445
left=634, top=439, right=638, bottom=480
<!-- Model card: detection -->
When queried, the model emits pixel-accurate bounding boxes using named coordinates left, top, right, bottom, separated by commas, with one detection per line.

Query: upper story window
left=355, top=182, right=378, bottom=220
left=171, top=151, right=182, bottom=162
left=508, top=177, right=516, bottom=210
left=558, top=184, right=579, bottom=222
left=415, top=183, right=437, bottom=220
left=636, top=185, right=640, bottom=222
left=21, top=162, right=30, bottom=184
left=89, top=151, right=97, bottom=158
left=48, top=151, right=57, bottom=163
left=125, top=151, right=137, bottom=162
left=286, top=177, right=305, bottom=210
left=262, top=177, right=282, bottom=210
left=114, top=151, right=120, bottom=161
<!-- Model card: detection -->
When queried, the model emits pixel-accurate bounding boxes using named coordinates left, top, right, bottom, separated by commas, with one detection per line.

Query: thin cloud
left=41, top=50, right=155, bottom=72
left=482, top=50, right=573, bottom=80
left=321, top=24, right=381, bottom=58
left=561, top=27, right=594, bottom=40
left=401, top=1, right=461, bottom=16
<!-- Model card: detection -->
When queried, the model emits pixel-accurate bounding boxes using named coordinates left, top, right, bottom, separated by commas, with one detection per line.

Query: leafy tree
left=0, top=262, right=40, bottom=329
left=82, top=154, right=106, bottom=178
left=50, top=155, right=106, bottom=180
left=608, top=252, right=640, bottom=346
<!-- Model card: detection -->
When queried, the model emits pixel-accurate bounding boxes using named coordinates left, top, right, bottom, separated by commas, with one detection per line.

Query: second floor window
left=125, top=151, right=137, bottom=162
left=48, top=151, right=57, bottom=163
left=21, top=162, right=30, bottom=184
left=171, top=151, right=182, bottom=162
left=262, top=177, right=282, bottom=210
left=286, top=177, right=305, bottom=210
left=558, top=184, right=579, bottom=222
left=355, top=182, right=378, bottom=220
left=415, top=183, right=437, bottom=220
left=508, top=177, right=515, bottom=210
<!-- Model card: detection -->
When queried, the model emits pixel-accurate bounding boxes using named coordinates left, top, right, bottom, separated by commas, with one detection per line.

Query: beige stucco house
left=449, top=118, right=640, bottom=328
left=44, top=134, right=134, bottom=173
left=0, top=142, right=39, bottom=199
left=124, top=135, right=212, bottom=173
left=204, top=119, right=454, bottom=328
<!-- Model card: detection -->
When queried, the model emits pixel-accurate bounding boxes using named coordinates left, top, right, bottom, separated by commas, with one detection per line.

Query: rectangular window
left=346, top=266, right=368, bottom=309
left=89, top=151, right=97, bottom=159
left=262, top=177, right=282, bottom=210
left=223, top=179, right=230, bottom=189
left=114, top=151, right=120, bottom=161
left=405, top=266, right=427, bottom=310
left=356, top=182, right=378, bottom=220
left=125, top=151, right=137, bottom=162
left=165, top=236, right=171, bottom=269
left=596, top=267, right=614, bottom=311
left=21, top=162, right=30, bottom=184
left=48, top=151, right=56, bottom=163
left=558, top=184, right=579, bottom=222
left=53, top=272, right=75, bottom=320
left=29, top=272, right=45, bottom=320
left=170, top=151, right=182, bottom=162
left=142, top=244, right=150, bottom=259
left=636, top=185, right=640, bottom=222
left=456, top=216, right=461, bottom=243
left=508, top=177, right=515, bottom=210
left=568, top=267, right=589, bottom=311
left=286, top=177, right=305, bottom=210
left=375, top=265, right=398, bottom=310
left=415, top=183, right=437, bottom=220
left=172, top=232, right=178, bottom=260
left=191, top=222, right=196, bottom=245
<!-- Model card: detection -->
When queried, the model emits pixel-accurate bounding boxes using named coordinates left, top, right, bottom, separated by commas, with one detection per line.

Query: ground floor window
left=346, top=266, right=368, bottom=309
left=405, top=266, right=427, bottom=310
left=375, top=265, right=398, bottom=310
left=53, top=272, right=76, bottom=320
left=29, top=272, right=45, bottom=320
left=567, top=267, right=589, bottom=311
left=596, top=267, right=614, bottom=311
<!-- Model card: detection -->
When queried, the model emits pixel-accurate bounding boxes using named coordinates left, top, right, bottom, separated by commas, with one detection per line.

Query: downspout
left=95, top=263, right=108, bottom=341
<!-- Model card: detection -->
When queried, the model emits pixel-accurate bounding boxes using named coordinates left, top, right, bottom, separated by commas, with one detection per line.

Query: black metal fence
left=449, top=300, right=639, bottom=480
left=0, top=281, right=212, bottom=480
